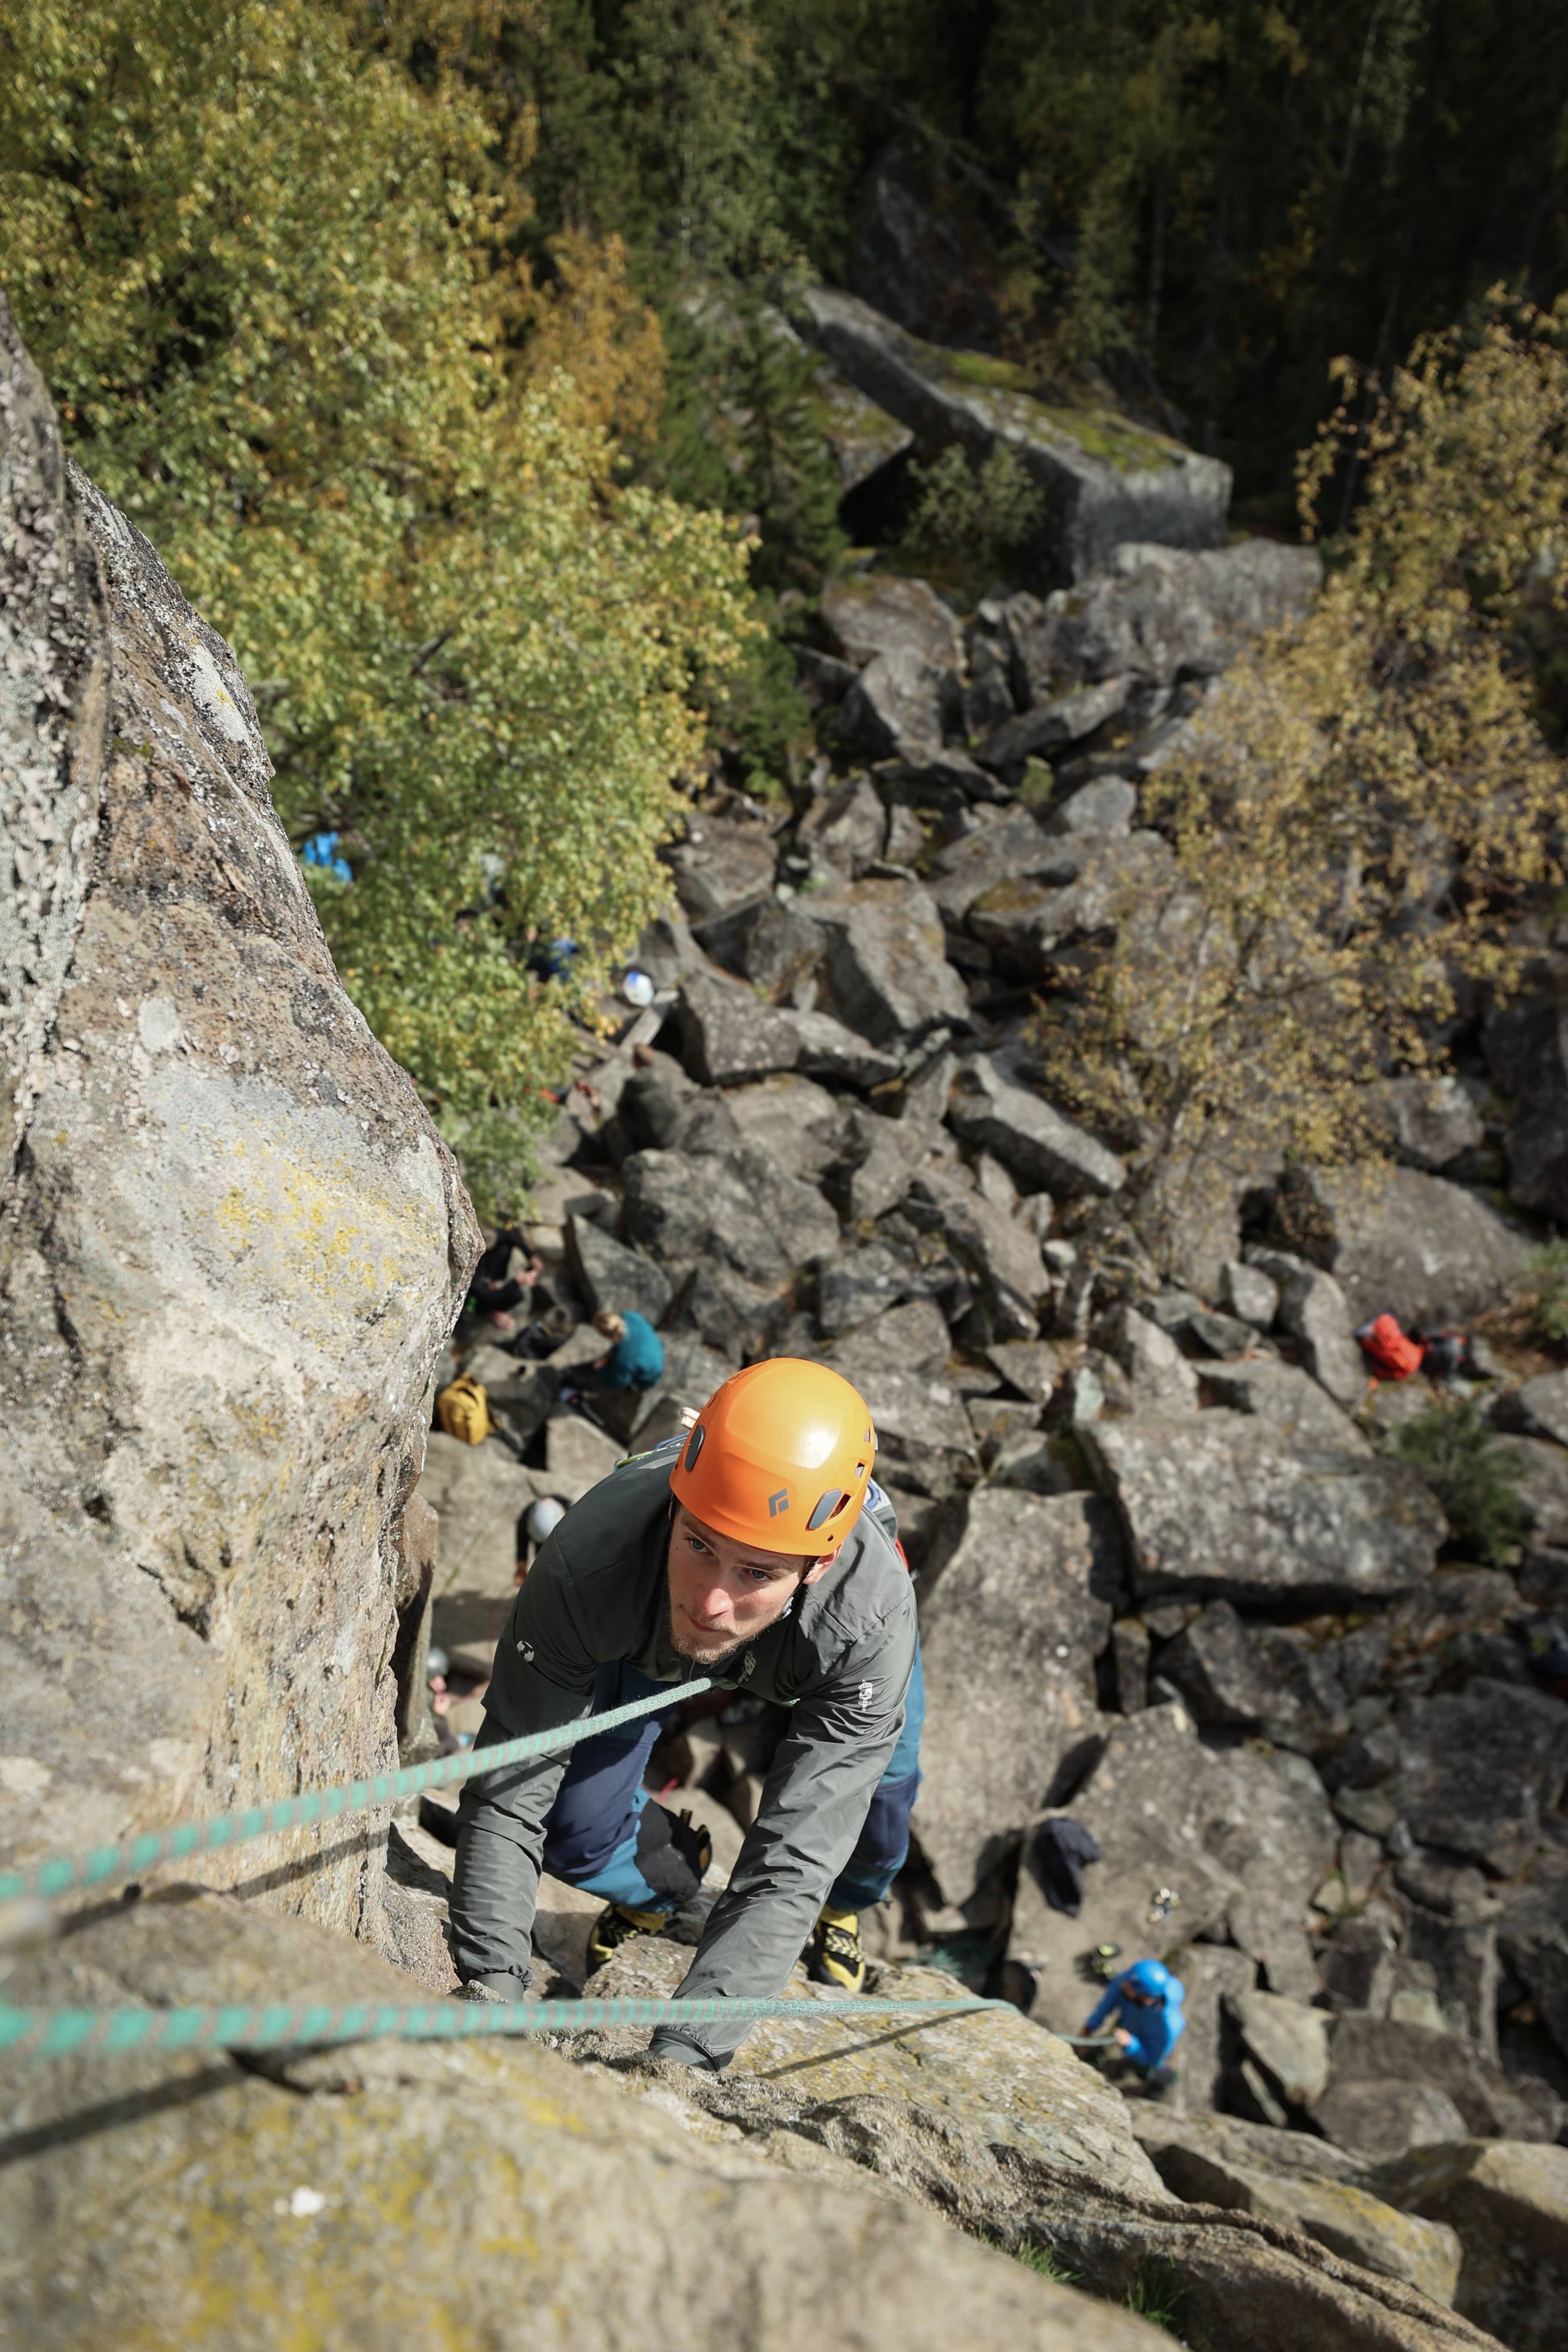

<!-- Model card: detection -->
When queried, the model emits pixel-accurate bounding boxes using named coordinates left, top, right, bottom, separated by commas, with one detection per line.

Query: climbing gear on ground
left=0, top=1678, right=719, bottom=1908
left=436, top=1375, right=492, bottom=1446
left=1147, top=1885, right=1180, bottom=1927
left=1356, top=1313, right=1424, bottom=1381
left=670, top=1359, right=877, bottom=1554
left=586, top=1902, right=677, bottom=1972
left=0, top=1989, right=1010, bottom=2064
left=804, top=1903, right=866, bottom=1994
left=1090, top=1943, right=1122, bottom=1982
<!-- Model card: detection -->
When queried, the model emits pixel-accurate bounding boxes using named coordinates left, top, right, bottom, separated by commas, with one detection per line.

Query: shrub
left=1385, top=1402, right=1524, bottom=1568
left=906, top=442, right=1046, bottom=589
left=1520, top=1239, right=1568, bottom=1350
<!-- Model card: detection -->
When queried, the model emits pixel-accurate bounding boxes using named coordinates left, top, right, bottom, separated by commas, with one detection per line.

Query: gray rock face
left=1043, top=774, right=1138, bottom=836
left=1484, top=949, right=1568, bottom=1222
left=1392, top=1681, right=1568, bottom=1876
left=695, top=894, right=824, bottom=996
left=1272, top=1165, right=1529, bottom=1329
left=837, top=644, right=953, bottom=763
left=677, top=965, right=803, bottom=1085
left=1201, top=1359, right=1371, bottom=1454
left=795, top=773, right=889, bottom=881
left=783, top=1005, right=904, bottom=1089
left=723, top=1072, right=846, bottom=1184
left=1222, top=1259, right=1280, bottom=1327
left=1496, top=1370, right=1568, bottom=1448
left=0, top=1896, right=1161, bottom=2352
left=1098, top=1305, right=1201, bottom=1413
left=0, top=303, right=472, bottom=1931
left=808, top=877, right=969, bottom=1043
left=948, top=1051, right=1126, bottom=1195
left=1247, top=1248, right=1367, bottom=1407
left=664, top=814, right=778, bottom=920
left=969, top=829, right=1176, bottom=981
left=1229, top=1988, right=1332, bottom=2108
left=621, top=1145, right=839, bottom=1288
left=1000, top=539, right=1322, bottom=695
left=820, top=572, right=964, bottom=673
left=975, top=677, right=1131, bottom=771
left=1497, top=1433, right=1568, bottom=1548
left=567, top=1213, right=672, bottom=1326
left=1010, top=1704, right=1336, bottom=2043
left=1137, top=2116, right=1463, bottom=2307
left=1377, top=1076, right=1486, bottom=1173
left=1321, top=2013, right=1562, bottom=2147
left=1085, top=1412, right=1445, bottom=1604
left=906, top=1168, right=1047, bottom=1342
left=927, top=806, right=1059, bottom=918
left=914, top=1489, right=1118, bottom=1903
left=801, top=284, right=1232, bottom=582
left=1378, top=2140, right=1568, bottom=2352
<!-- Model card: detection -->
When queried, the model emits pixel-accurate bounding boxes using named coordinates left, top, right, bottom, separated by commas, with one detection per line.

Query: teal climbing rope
left=0, top=1678, right=716, bottom=1909
left=0, top=1989, right=1008, bottom=2060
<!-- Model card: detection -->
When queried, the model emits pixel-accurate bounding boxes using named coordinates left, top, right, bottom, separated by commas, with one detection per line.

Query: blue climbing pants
left=542, top=1645, right=925, bottom=1916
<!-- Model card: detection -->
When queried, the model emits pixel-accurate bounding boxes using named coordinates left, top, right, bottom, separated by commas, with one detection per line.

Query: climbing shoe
left=804, top=1903, right=866, bottom=1994
left=585, top=1902, right=675, bottom=1974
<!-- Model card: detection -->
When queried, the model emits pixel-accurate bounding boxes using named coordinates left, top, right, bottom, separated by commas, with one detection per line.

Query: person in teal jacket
left=1085, top=1957, right=1184, bottom=2079
left=580, top=1307, right=664, bottom=1391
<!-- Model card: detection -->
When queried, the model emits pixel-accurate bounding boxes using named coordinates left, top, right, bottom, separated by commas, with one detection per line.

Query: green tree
left=1035, top=294, right=1567, bottom=1261
left=0, top=0, right=754, bottom=1213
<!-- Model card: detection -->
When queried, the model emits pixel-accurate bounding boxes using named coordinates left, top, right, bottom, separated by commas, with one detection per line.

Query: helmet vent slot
left=682, top=1424, right=705, bottom=1473
left=806, top=1488, right=846, bottom=1531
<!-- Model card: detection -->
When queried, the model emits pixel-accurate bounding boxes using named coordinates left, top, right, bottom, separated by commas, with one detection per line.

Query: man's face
left=665, top=1501, right=837, bottom=1661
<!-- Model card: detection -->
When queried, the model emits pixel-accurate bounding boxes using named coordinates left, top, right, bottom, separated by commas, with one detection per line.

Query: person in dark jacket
left=448, top=1360, right=921, bottom=2064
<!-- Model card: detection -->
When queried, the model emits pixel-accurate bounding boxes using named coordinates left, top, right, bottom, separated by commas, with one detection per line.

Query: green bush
left=905, top=442, right=1045, bottom=589
left=1384, top=1402, right=1524, bottom=1568
left=1520, top=1238, right=1568, bottom=1348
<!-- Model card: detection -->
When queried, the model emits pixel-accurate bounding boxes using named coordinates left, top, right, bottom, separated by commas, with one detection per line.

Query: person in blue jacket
left=579, top=1308, right=665, bottom=1392
left=1084, top=1957, right=1184, bottom=2083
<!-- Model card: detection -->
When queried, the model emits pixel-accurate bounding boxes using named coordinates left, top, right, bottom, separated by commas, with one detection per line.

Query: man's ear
left=800, top=1544, right=843, bottom=1587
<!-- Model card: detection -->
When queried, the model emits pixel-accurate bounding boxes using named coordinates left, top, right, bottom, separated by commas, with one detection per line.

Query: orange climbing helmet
left=668, top=1359, right=877, bottom=1556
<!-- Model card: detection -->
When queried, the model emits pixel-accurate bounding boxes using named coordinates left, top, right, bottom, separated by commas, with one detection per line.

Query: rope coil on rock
left=0, top=1678, right=717, bottom=1908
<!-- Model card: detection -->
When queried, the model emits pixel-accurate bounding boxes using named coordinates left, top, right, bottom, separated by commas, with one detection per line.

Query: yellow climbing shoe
left=804, top=1903, right=866, bottom=1994
left=585, top=1901, right=674, bottom=1974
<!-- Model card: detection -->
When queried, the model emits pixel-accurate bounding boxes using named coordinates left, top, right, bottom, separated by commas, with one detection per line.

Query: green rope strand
left=0, top=1679, right=715, bottom=1908
left=0, top=1990, right=1008, bottom=2060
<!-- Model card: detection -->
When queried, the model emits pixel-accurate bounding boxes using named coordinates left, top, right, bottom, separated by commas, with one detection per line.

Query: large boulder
left=837, top=644, right=955, bottom=764
left=1318, top=2014, right=1562, bottom=2150
left=800, top=285, right=1231, bottom=582
left=1202, top=1360, right=1371, bottom=1454
left=0, top=1894, right=1161, bottom=2352
left=904, top=1167, right=1048, bottom=1341
left=820, top=573, right=964, bottom=673
left=677, top=965, right=803, bottom=1085
left=0, top=298, right=471, bottom=1932
left=567, top=1212, right=673, bottom=1325
left=807, top=877, right=969, bottom=1044
left=622, top=1145, right=839, bottom=1289
left=1084, top=1412, right=1446, bottom=1604
left=1271, top=1165, right=1529, bottom=1328
left=1377, top=2141, right=1568, bottom=2352
left=927, top=807, right=1061, bottom=919
left=1000, top=539, right=1320, bottom=695
left=1009, top=1703, right=1337, bottom=2041
left=948, top=1050, right=1126, bottom=1196
left=968, top=831, right=1176, bottom=981
left=1136, top=2114, right=1462, bottom=2307
left=1390, top=1681, right=1568, bottom=1877
left=913, top=1490, right=1118, bottom=1903
left=1247, top=1247, right=1366, bottom=1407
left=662, top=813, right=778, bottom=921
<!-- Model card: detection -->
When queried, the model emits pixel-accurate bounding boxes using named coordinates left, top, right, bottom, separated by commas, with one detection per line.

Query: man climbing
left=448, top=1359, right=922, bottom=2068
left=1083, top=1957, right=1185, bottom=2090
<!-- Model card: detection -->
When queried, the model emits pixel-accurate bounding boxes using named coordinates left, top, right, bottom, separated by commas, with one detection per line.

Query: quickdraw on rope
left=0, top=1678, right=716, bottom=1909
left=0, top=1990, right=1010, bottom=2061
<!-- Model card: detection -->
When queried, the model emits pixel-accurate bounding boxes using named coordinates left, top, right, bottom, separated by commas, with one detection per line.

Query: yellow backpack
left=436, top=1374, right=492, bottom=1446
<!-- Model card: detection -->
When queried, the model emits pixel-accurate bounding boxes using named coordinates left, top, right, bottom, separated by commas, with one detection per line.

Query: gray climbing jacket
left=471, top=1440, right=917, bottom=2067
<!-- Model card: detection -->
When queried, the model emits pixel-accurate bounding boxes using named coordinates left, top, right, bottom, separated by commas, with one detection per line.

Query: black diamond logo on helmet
left=767, top=1488, right=790, bottom=1516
